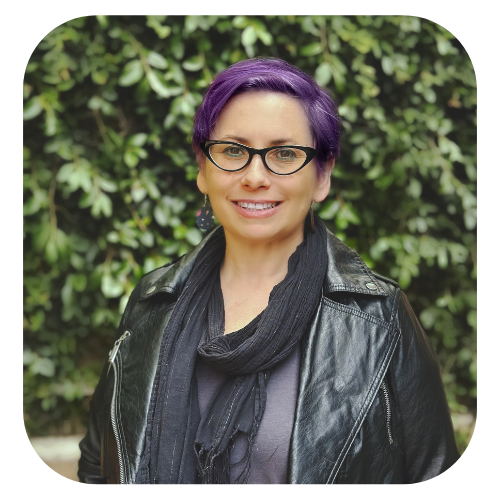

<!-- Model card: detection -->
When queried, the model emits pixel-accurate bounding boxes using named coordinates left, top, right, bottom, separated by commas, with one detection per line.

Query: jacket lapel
left=288, top=231, right=399, bottom=483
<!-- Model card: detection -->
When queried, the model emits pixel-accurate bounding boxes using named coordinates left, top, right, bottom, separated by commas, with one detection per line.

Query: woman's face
left=197, top=91, right=333, bottom=245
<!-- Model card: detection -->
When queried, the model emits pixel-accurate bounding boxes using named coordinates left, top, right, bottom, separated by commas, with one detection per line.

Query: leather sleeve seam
left=388, top=287, right=402, bottom=330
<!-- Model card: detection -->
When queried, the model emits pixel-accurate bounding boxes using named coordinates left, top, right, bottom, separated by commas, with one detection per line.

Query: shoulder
left=130, top=227, right=224, bottom=304
left=323, top=227, right=402, bottom=326
left=119, top=229, right=220, bottom=327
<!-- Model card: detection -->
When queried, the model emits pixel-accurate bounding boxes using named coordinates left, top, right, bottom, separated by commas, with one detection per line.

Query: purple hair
left=192, top=57, right=341, bottom=174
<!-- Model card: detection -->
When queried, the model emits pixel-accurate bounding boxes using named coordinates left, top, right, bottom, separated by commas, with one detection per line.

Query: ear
left=197, top=168, right=207, bottom=195
left=314, top=158, right=335, bottom=203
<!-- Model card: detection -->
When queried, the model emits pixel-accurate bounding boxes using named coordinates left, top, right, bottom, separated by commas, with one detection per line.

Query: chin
left=224, top=222, right=304, bottom=244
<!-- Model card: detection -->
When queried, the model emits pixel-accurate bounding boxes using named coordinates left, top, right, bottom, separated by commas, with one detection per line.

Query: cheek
left=204, top=175, right=234, bottom=213
left=290, top=175, right=318, bottom=202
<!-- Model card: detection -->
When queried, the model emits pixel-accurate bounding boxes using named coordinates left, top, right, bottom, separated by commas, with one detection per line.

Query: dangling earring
left=309, top=201, right=315, bottom=233
left=196, top=194, right=215, bottom=231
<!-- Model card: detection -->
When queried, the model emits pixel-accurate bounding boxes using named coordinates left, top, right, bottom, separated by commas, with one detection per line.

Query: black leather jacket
left=78, top=228, right=460, bottom=484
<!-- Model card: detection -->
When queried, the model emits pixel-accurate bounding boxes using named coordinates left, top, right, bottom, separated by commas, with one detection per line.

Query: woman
left=78, top=58, right=460, bottom=484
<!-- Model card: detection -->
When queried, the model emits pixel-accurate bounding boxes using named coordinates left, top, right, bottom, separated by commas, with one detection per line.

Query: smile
left=236, top=201, right=280, bottom=210
left=231, top=200, right=282, bottom=218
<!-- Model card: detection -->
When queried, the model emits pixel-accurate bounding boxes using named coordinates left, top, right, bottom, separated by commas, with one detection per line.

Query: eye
left=223, top=146, right=246, bottom=157
left=274, top=148, right=298, bottom=161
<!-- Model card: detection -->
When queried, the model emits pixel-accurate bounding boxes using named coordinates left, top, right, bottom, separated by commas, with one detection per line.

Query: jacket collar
left=140, top=225, right=387, bottom=301
left=323, top=230, right=387, bottom=297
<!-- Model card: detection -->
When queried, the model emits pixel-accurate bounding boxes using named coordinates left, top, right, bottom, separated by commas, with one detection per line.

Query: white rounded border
left=11, top=4, right=489, bottom=496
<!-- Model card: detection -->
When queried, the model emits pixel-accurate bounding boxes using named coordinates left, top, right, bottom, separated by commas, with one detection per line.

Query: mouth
left=234, top=201, right=281, bottom=211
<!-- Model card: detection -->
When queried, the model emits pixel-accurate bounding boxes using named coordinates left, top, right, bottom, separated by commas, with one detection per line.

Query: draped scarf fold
left=135, top=216, right=328, bottom=484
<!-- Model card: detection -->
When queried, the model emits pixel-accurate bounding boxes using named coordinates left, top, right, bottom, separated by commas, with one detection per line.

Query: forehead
left=213, top=91, right=313, bottom=145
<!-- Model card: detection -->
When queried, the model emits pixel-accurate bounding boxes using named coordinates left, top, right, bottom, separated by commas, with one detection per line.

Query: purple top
left=196, top=344, right=301, bottom=484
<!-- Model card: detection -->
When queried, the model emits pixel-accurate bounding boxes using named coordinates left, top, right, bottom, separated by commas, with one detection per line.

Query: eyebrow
left=219, top=135, right=297, bottom=146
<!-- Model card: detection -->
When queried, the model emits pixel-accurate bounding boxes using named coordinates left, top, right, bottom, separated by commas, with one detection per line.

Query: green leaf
left=464, top=209, right=477, bottom=230
left=437, top=246, right=448, bottom=268
left=318, top=200, right=340, bottom=220
left=70, top=252, right=85, bottom=270
left=467, top=310, right=477, bottom=329
left=241, top=26, right=257, bottom=46
left=96, top=15, right=108, bottom=27
left=56, top=162, right=75, bottom=182
left=124, top=150, right=139, bottom=168
left=182, top=55, right=203, bottom=72
left=140, top=231, right=154, bottom=247
left=30, top=357, right=55, bottom=377
left=407, top=178, right=422, bottom=198
left=45, top=238, right=58, bottom=263
left=399, top=267, right=412, bottom=289
left=423, top=87, right=436, bottom=103
left=232, top=16, right=248, bottom=29
left=101, top=275, right=124, bottom=298
left=72, top=273, right=87, bottom=291
left=45, top=111, right=57, bottom=136
left=342, top=204, right=361, bottom=224
left=147, top=51, right=168, bottom=69
left=118, top=60, right=144, bottom=86
left=171, top=38, right=185, bottom=59
left=449, top=243, right=468, bottom=264
left=147, top=70, right=170, bottom=97
left=315, top=62, right=332, bottom=86
left=185, top=16, right=199, bottom=34
left=146, top=16, right=171, bottom=38
left=257, top=29, right=272, bottom=46
left=129, top=133, right=148, bottom=147
left=92, top=70, right=108, bottom=85
left=97, top=177, right=118, bottom=193
left=100, top=192, right=112, bottom=217
left=131, top=183, right=147, bottom=203
left=23, top=97, right=43, bottom=120
left=186, top=228, right=202, bottom=246
left=87, top=96, right=103, bottom=110
left=366, top=165, right=384, bottom=180
left=142, top=177, right=161, bottom=200
left=174, top=224, right=187, bottom=240
left=154, top=205, right=169, bottom=227
left=420, top=308, right=437, bottom=329
left=381, top=56, right=394, bottom=75
left=300, top=42, right=322, bottom=56
left=25, top=62, right=38, bottom=74
left=23, top=349, right=37, bottom=365
left=163, top=113, right=176, bottom=130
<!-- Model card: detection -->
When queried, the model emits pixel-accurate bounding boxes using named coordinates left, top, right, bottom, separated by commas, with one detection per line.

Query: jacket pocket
left=379, top=378, right=394, bottom=446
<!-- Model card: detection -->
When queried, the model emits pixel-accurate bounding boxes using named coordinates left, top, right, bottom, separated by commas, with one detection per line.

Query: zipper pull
left=108, top=330, right=131, bottom=364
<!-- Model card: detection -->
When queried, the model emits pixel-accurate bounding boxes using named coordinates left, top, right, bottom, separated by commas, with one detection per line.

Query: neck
left=220, top=228, right=305, bottom=286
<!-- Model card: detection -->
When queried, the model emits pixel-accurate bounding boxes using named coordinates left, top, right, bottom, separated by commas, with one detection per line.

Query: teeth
left=237, top=201, right=277, bottom=210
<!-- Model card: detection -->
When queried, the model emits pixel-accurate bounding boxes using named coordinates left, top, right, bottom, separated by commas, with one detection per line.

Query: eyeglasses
left=199, top=140, right=317, bottom=176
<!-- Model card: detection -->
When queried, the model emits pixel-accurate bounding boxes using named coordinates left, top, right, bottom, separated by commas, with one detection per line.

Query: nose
left=241, top=154, right=271, bottom=190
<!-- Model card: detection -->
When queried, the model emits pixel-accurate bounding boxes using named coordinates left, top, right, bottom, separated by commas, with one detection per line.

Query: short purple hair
left=192, top=57, right=341, bottom=174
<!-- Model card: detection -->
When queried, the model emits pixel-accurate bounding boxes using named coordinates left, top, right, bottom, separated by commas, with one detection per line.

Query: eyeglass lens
left=208, top=143, right=309, bottom=174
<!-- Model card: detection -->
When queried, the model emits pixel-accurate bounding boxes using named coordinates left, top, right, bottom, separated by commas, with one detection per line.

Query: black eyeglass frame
left=199, top=140, right=317, bottom=176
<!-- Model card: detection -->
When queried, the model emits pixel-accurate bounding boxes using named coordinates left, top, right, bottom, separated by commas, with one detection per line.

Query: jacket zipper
left=380, top=379, right=394, bottom=445
left=108, top=330, right=131, bottom=484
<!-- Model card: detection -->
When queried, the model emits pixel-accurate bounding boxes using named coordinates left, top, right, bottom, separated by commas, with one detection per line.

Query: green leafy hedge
left=23, top=16, right=476, bottom=449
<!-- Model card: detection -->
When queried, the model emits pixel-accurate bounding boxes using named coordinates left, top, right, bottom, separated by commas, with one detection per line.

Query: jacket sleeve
left=391, top=291, right=460, bottom=483
left=77, top=359, right=109, bottom=483
left=77, top=282, right=142, bottom=483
